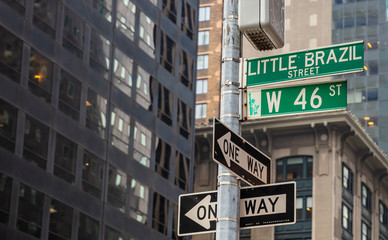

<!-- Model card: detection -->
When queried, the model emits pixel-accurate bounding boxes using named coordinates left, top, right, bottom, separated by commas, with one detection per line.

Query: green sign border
left=246, top=41, right=364, bottom=86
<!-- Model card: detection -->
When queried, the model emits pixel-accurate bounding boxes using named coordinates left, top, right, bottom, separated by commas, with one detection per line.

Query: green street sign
left=246, top=41, right=364, bottom=86
left=247, top=80, right=347, bottom=119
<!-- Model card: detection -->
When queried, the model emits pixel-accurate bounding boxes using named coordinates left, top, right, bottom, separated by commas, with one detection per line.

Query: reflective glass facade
left=0, top=0, right=196, bottom=239
left=332, top=0, right=388, bottom=152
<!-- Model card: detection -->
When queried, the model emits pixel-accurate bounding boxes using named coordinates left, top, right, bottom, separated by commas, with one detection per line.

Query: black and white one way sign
left=213, top=118, right=271, bottom=185
left=178, top=182, right=296, bottom=236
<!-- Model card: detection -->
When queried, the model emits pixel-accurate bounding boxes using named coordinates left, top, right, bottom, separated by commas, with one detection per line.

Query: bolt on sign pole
left=216, top=0, right=241, bottom=239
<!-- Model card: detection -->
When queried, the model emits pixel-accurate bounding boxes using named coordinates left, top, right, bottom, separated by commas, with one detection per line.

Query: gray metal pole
left=216, top=0, right=240, bottom=239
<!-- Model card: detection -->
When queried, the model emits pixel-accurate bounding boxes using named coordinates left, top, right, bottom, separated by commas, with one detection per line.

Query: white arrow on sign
left=185, top=195, right=217, bottom=229
left=217, top=132, right=268, bottom=183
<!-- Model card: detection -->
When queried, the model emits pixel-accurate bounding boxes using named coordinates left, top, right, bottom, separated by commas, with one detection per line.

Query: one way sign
left=213, top=118, right=271, bottom=185
left=178, top=182, right=296, bottom=236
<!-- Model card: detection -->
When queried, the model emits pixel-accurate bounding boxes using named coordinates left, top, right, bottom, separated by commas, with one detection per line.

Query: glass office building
left=0, top=0, right=197, bottom=239
left=332, top=0, right=388, bottom=152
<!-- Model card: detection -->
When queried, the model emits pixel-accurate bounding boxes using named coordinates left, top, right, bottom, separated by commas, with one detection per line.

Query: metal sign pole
left=216, top=0, right=240, bottom=239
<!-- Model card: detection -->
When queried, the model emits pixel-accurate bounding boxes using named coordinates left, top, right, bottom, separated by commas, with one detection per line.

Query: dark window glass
left=342, top=164, right=353, bottom=193
left=296, top=197, right=303, bottom=220
left=276, top=156, right=313, bottom=181
left=82, top=150, right=103, bottom=199
left=157, top=84, right=173, bottom=126
left=342, top=203, right=352, bottom=233
left=152, top=192, right=169, bottom=235
left=155, top=138, right=171, bottom=180
left=105, top=225, right=128, bottom=240
left=361, top=183, right=371, bottom=210
left=113, top=48, right=133, bottom=97
left=380, top=201, right=387, bottom=225
left=89, top=30, right=111, bottom=80
left=23, top=115, right=49, bottom=169
left=286, top=157, right=303, bottom=179
left=110, top=106, right=131, bottom=154
left=179, top=50, right=194, bottom=89
left=116, top=0, right=136, bottom=41
left=90, top=0, right=112, bottom=23
left=0, top=98, right=18, bottom=152
left=49, top=199, right=73, bottom=240
left=59, top=70, right=81, bottom=121
left=177, top=100, right=191, bottom=139
left=133, top=121, right=152, bottom=167
left=29, top=49, right=53, bottom=103
left=139, top=11, right=156, bottom=58
left=1, top=0, right=26, bottom=15
left=0, top=173, right=12, bottom=224
left=33, top=0, right=57, bottom=38
left=86, top=88, right=107, bottom=139
left=181, top=2, right=196, bottom=40
left=54, top=134, right=77, bottom=184
left=0, top=25, right=23, bottom=82
left=160, top=32, right=176, bottom=74
left=162, top=0, right=177, bottom=23
left=63, top=6, right=85, bottom=59
left=361, top=221, right=371, bottom=240
left=175, top=152, right=190, bottom=191
left=129, top=178, right=149, bottom=224
left=136, top=66, right=153, bottom=111
left=17, top=184, right=44, bottom=238
left=107, top=164, right=127, bottom=212
left=78, top=213, right=99, bottom=239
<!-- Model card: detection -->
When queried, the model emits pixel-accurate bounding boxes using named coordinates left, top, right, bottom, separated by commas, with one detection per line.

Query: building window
left=296, top=196, right=313, bottom=221
left=196, top=79, right=208, bottom=94
left=157, top=84, right=173, bottom=126
left=78, top=213, right=100, bottom=239
left=361, top=183, right=372, bottom=211
left=82, top=150, right=103, bottom=199
left=54, top=134, right=78, bottom=184
left=23, top=115, right=50, bottom=169
left=276, top=156, right=313, bottom=181
left=133, top=121, right=152, bottom=167
left=29, top=49, right=53, bottom=103
left=152, top=192, right=169, bottom=235
left=195, top=103, right=207, bottom=119
left=175, top=151, right=190, bottom=191
left=160, top=32, right=176, bottom=74
left=129, top=178, right=149, bottom=224
left=17, top=184, right=44, bottom=238
left=155, top=138, right=171, bottom=180
left=197, top=55, right=209, bottom=70
left=362, top=221, right=371, bottom=240
left=0, top=98, right=18, bottom=153
left=116, top=0, right=136, bottom=41
left=90, top=29, right=111, bottom=80
left=198, top=30, right=210, bottom=46
left=179, top=50, right=194, bottom=89
left=139, top=11, right=156, bottom=58
left=0, top=25, right=23, bottom=82
left=199, top=6, right=210, bottom=22
left=107, top=164, right=127, bottom=212
left=177, top=100, right=192, bottom=139
left=162, top=0, right=178, bottom=24
left=110, top=106, right=131, bottom=154
left=342, top=203, right=353, bottom=233
left=49, top=199, right=73, bottom=240
left=33, top=0, right=57, bottom=38
left=63, top=6, right=85, bottom=59
left=0, top=173, right=12, bottom=224
left=59, top=70, right=81, bottom=121
left=89, top=0, right=113, bottom=23
left=309, top=14, right=317, bottom=26
left=342, top=164, right=353, bottom=193
left=380, top=201, right=388, bottom=225
left=86, top=88, right=107, bottom=139
left=181, top=1, right=196, bottom=40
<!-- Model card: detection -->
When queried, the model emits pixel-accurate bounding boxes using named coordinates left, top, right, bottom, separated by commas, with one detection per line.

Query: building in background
left=194, top=0, right=388, bottom=239
left=0, top=0, right=197, bottom=239
left=195, top=0, right=223, bottom=125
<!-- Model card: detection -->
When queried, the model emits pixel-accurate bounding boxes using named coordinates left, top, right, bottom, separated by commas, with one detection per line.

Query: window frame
left=199, top=6, right=211, bottom=22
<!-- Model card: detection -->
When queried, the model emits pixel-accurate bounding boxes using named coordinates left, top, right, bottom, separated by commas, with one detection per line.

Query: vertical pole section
left=216, top=0, right=240, bottom=240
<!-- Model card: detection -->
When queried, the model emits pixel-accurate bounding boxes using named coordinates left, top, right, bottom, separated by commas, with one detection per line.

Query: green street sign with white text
left=246, top=41, right=364, bottom=86
left=247, top=80, right=347, bottom=119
